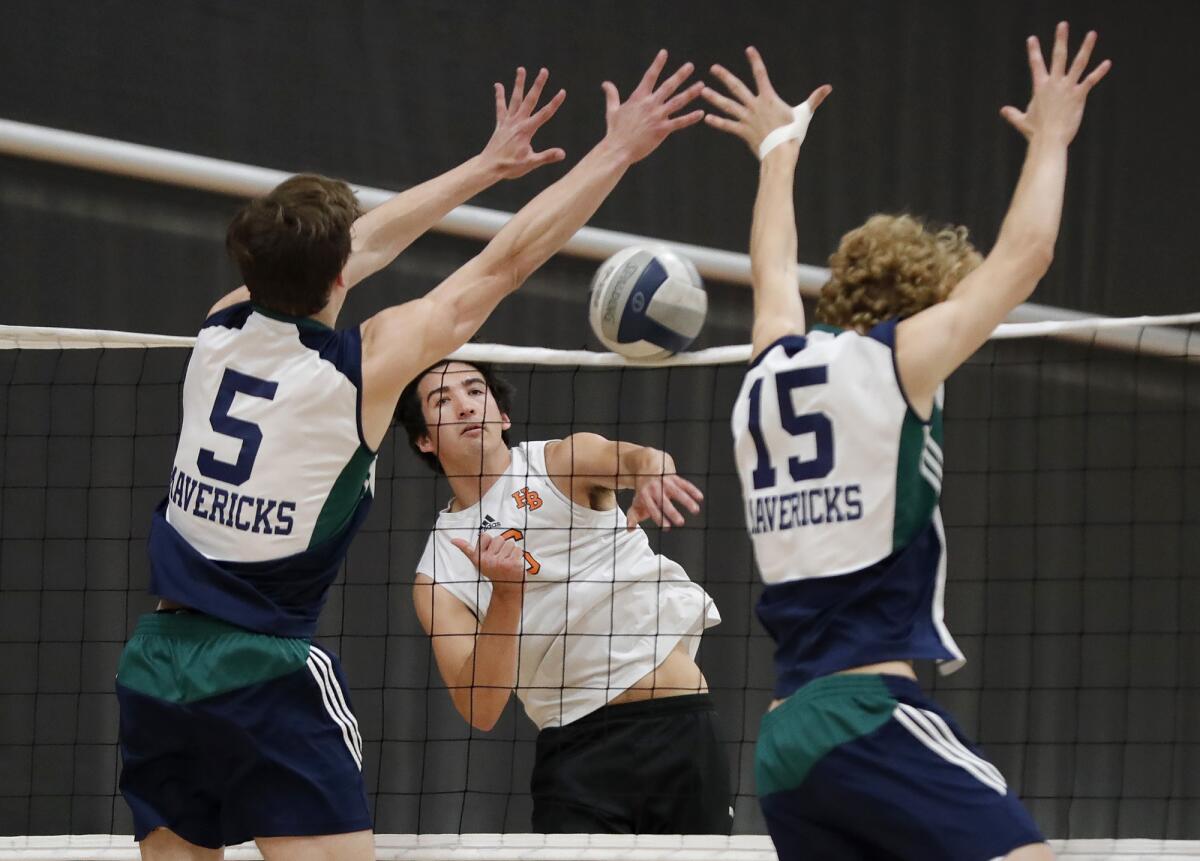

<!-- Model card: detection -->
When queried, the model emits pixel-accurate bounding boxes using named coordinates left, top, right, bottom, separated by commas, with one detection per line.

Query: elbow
left=1025, top=239, right=1055, bottom=278
left=996, top=232, right=1055, bottom=281
left=452, top=691, right=502, bottom=732
left=461, top=702, right=501, bottom=733
left=476, top=239, right=528, bottom=297
left=472, top=713, right=500, bottom=733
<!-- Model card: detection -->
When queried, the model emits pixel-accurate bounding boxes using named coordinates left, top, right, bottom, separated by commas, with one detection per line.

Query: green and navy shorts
left=115, top=611, right=370, bottom=849
left=756, top=673, right=1044, bottom=861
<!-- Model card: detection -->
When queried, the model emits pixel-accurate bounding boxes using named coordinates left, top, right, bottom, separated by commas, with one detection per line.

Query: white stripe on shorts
left=309, top=646, right=364, bottom=758
left=892, top=703, right=1006, bottom=795
left=909, top=704, right=1007, bottom=789
left=306, top=653, right=362, bottom=770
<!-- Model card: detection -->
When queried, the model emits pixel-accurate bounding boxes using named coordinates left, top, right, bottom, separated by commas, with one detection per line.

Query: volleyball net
left=0, top=313, right=1197, bottom=860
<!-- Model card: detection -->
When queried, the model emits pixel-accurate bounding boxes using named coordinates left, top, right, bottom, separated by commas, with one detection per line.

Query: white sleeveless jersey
left=731, top=325, right=963, bottom=692
left=165, top=303, right=375, bottom=562
left=416, top=441, right=721, bottom=730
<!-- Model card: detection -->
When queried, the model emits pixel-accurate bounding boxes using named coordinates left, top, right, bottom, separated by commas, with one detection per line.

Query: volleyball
left=588, top=245, right=707, bottom=359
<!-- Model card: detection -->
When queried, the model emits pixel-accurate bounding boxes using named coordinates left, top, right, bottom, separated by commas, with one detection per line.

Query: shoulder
left=542, top=434, right=608, bottom=474
left=200, top=300, right=254, bottom=332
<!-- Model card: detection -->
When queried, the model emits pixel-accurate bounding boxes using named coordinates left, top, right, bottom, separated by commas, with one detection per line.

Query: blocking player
left=703, top=26, right=1108, bottom=860
left=400, top=360, right=729, bottom=833
left=115, top=53, right=706, bottom=861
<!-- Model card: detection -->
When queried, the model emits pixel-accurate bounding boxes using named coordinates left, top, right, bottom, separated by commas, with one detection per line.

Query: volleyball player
left=115, top=53, right=706, bottom=860
left=702, top=25, right=1109, bottom=860
left=401, top=360, right=730, bottom=834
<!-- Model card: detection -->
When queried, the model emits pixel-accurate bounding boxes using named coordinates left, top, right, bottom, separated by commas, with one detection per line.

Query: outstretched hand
left=627, top=472, right=704, bottom=532
left=702, top=47, right=831, bottom=156
left=1001, top=22, right=1111, bottom=145
left=481, top=67, right=568, bottom=180
left=601, top=49, right=707, bottom=165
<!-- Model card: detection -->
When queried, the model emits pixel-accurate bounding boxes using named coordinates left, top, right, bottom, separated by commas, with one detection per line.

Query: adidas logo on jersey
left=480, top=514, right=502, bottom=531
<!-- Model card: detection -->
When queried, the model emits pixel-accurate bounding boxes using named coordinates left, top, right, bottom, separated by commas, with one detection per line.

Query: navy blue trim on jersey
left=202, top=301, right=254, bottom=331
left=296, top=325, right=371, bottom=451
left=148, top=496, right=372, bottom=639
left=870, top=317, right=933, bottom=425
left=747, top=335, right=809, bottom=370
left=865, top=319, right=896, bottom=347
left=756, top=521, right=956, bottom=697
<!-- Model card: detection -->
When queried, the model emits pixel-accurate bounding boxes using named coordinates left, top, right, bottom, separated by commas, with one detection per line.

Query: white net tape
left=2, top=311, right=1200, bottom=360
left=0, top=835, right=1198, bottom=861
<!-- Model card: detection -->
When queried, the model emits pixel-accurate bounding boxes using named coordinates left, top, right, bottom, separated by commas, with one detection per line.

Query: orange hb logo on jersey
left=512, top=487, right=543, bottom=511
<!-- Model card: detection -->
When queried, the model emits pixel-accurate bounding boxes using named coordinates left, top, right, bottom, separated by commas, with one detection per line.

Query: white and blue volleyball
left=588, top=245, right=707, bottom=359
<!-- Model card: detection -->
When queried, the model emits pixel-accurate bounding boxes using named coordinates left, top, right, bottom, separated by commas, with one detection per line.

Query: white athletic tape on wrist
left=758, top=103, right=814, bottom=160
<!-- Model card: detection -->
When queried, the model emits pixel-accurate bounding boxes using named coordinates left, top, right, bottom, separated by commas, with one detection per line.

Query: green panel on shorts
left=117, top=612, right=311, bottom=704
left=756, top=674, right=897, bottom=797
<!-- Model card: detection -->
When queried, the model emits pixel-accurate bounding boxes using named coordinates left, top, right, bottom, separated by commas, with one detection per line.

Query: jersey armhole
left=296, top=325, right=373, bottom=452
left=200, top=300, right=253, bottom=331
left=867, top=319, right=933, bottom=426
left=747, top=334, right=809, bottom=370
left=524, top=440, right=575, bottom=508
left=344, top=327, right=372, bottom=453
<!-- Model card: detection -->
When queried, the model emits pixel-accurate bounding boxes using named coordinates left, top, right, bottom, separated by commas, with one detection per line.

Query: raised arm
left=702, top=48, right=831, bottom=359
left=342, top=67, right=567, bottom=289
left=359, top=50, right=705, bottom=447
left=544, top=432, right=704, bottom=531
left=413, top=533, right=529, bottom=731
left=896, top=23, right=1111, bottom=416
left=205, top=68, right=566, bottom=317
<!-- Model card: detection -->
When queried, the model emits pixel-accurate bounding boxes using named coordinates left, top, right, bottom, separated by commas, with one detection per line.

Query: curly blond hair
left=814, top=214, right=982, bottom=332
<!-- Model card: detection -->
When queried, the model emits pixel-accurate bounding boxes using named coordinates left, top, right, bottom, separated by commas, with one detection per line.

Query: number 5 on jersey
left=197, top=368, right=279, bottom=486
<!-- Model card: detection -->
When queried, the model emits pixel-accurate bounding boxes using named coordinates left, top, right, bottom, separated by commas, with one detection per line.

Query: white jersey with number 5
left=148, top=301, right=376, bottom=638
left=731, top=323, right=964, bottom=696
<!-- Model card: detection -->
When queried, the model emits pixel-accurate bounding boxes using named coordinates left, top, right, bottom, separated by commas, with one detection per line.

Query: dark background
left=0, top=0, right=1197, bottom=844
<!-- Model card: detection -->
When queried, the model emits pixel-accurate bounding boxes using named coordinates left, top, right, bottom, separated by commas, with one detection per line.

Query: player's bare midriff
left=767, top=659, right=916, bottom=712
left=609, top=640, right=709, bottom=705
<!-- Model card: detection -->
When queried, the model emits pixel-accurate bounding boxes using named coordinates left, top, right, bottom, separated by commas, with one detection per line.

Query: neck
left=444, top=444, right=514, bottom=510
left=310, top=301, right=340, bottom=328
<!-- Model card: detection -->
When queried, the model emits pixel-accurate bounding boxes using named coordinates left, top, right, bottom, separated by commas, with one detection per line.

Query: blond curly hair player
left=703, top=22, right=1109, bottom=861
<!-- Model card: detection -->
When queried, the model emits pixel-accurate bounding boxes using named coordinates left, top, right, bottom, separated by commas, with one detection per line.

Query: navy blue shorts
left=116, top=612, right=370, bottom=849
left=756, top=674, right=1044, bottom=861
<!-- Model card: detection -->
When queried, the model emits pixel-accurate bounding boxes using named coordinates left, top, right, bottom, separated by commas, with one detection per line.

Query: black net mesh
left=0, top=324, right=1196, bottom=838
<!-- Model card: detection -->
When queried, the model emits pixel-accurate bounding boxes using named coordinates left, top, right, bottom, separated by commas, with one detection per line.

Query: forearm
left=482, top=140, right=631, bottom=286
left=420, top=140, right=632, bottom=359
left=990, top=136, right=1067, bottom=278
left=750, top=147, right=800, bottom=283
left=450, top=590, right=523, bottom=730
left=616, top=444, right=673, bottom=488
left=344, top=155, right=502, bottom=289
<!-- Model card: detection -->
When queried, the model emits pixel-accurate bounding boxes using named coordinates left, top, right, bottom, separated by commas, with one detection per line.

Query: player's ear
left=416, top=431, right=435, bottom=455
left=501, top=412, right=512, bottom=432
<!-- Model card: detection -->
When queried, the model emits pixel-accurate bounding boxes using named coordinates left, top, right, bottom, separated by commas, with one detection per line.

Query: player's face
left=415, top=363, right=510, bottom=466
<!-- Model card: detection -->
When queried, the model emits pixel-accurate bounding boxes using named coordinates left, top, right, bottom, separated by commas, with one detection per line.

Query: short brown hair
left=225, top=174, right=362, bottom=317
left=815, top=214, right=982, bottom=332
